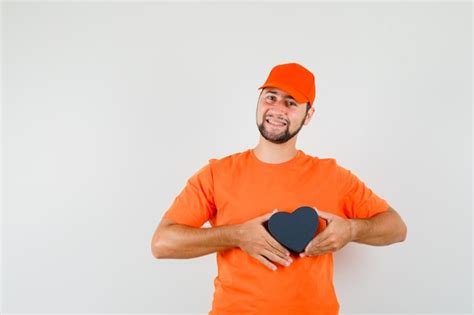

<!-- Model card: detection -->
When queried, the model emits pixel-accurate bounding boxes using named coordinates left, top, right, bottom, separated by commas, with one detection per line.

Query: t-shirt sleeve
left=162, top=161, right=217, bottom=227
left=336, top=162, right=390, bottom=219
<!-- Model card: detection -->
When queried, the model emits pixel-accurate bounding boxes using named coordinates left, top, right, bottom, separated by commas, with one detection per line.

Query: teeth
left=266, top=118, right=286, bottom=126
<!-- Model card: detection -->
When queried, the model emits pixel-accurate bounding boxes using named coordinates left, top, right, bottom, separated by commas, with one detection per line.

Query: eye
left=265, top=95, right=278, bottom=103
left=288, top=101, right=297, bottom=107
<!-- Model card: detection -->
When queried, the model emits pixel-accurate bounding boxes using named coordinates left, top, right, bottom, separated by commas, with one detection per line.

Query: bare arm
left=350, top=206, right=407, bottom=246
left=151, top=218, right=241, bottom=259
left=150, top=211, right=293, bottom=271
left=302, top=206, right=407, bottom=257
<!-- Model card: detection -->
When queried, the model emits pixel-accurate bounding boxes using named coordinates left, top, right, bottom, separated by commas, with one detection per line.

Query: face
left=256, top=87, right=314, bottom=144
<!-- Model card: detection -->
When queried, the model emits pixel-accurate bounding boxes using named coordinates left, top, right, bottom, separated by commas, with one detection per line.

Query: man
left=151, top=62, right=407, bottom=315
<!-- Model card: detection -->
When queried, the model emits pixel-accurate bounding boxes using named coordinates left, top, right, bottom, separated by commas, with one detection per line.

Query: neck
left=252, top=136, right=298, bottom=164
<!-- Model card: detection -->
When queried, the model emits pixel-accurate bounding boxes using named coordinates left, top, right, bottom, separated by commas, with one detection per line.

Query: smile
left=265, top=118, right=287, bottom=127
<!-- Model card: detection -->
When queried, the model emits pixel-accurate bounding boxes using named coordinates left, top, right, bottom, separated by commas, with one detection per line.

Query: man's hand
left=236, top=209, right=293, bottom=271
left=300, top=209, right=352, bottom=257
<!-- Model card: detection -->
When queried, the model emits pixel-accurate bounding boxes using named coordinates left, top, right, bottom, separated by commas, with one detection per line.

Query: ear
left=303, top=107, right=315, bottom=125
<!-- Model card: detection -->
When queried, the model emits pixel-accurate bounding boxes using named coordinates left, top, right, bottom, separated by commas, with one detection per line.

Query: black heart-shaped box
left=263, top=206, right=321, bottom=254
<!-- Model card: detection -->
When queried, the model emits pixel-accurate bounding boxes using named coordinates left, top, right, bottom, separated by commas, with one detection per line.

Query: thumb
left=316, top=210, right=339, bottom=222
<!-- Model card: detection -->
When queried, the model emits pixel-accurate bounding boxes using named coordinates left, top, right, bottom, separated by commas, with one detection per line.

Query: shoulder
left=300, top=150, right=338, bottom=169
left=186, top=150, right=248, bottom=184
left=208, top=149, right=249, bottom=170
left=320, top=157, right=351, bottom=177
left=300, top=152, right=350, bottom=180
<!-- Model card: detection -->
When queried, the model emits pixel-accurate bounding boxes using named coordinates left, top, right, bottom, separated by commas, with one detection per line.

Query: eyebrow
left=265, top=90, right=296, bottom=101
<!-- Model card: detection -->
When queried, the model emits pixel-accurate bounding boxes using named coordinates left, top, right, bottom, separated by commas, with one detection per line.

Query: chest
left=212, top=168, right=342, bottom=225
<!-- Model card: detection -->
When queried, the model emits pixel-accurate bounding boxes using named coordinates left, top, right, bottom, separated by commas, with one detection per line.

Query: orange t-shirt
left=162, top=148, right=389, bottom=315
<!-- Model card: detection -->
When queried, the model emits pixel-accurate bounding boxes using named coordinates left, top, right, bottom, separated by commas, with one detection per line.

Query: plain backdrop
left=2, top=1, right=472, bottom=314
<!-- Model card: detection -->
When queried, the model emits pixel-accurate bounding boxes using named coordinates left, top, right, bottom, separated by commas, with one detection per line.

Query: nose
left=269, top=98, right=290, bottom=114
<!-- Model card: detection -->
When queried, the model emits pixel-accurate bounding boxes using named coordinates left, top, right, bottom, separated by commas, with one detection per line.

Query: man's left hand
left=300, top=209, right=352, bottom=257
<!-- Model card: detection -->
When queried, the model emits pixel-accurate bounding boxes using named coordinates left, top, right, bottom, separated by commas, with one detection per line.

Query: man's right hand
left=235, top=209, right=293, bottom=271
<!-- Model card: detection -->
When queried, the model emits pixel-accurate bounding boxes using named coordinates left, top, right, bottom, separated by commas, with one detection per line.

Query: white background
left=2, top=1, right=472, bottom=314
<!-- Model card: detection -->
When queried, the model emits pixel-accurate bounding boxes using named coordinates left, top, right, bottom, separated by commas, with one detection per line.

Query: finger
left=255, top=209, right=278, bottom=223
left=264, top=234, right=290, bottom=258
left=265, top=238, right=289, bottom=260
left=312, top=238, right=333, bottom=251
left=262, top=248, right=292, bottom=267
left=317, top=210, right=340, bottom=222
left=306, top=231, right=330, bottom=251
left=305, top=233, right=332, bottom=255
left=302, top=243, right=332, bottom=257
left=253, top=254, right=277, bottom=271
left=314, top=223, right=334, bottom=240
left=306, top=238, right=334, bottom=256
left=313, top=231, right=332, bottom=246
left=262, top=249, right=293, bottom=267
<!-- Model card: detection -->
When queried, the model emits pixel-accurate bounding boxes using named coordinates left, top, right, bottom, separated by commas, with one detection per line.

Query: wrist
left=349, top=218, right=369, bottom=242
left=349, top=219, right=356, bottom=242
left=228, top=223, right=243, bottom=248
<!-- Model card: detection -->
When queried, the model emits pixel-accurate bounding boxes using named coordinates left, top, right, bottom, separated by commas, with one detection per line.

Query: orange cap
left=258, top=62, right=316, bottom=107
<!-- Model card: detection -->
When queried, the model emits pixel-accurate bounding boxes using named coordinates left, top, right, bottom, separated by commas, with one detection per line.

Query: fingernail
left=272, top=266, right=277, bottom=271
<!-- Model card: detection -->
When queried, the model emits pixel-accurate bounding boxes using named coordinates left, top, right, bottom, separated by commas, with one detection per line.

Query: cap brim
left=258, top=83, right=308, bottom=105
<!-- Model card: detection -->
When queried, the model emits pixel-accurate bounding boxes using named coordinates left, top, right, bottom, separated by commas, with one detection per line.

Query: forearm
left=154, top=223, right=241, bottom=259
left=350, top=209, right=407, bottom=246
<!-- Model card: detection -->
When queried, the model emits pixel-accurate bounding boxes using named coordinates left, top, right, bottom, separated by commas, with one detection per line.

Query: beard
left=257, top=114, right=306, bottom=144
